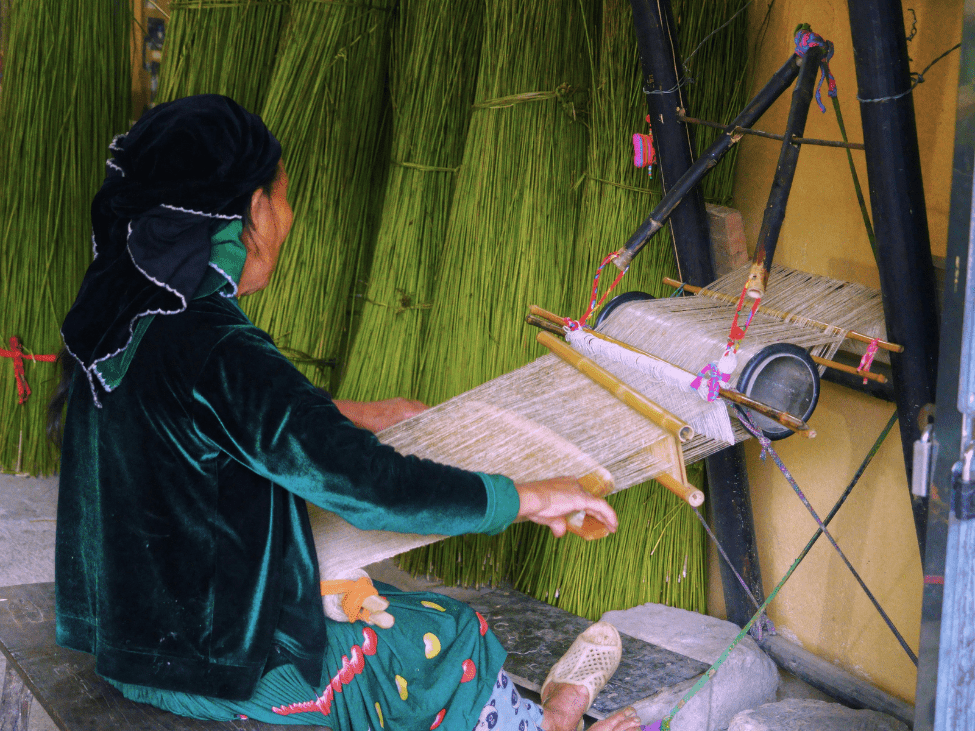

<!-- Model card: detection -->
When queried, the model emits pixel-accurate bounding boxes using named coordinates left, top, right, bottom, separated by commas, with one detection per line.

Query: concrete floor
left=0, top=472, right=831, bottom=730
left=1, top=472, right=59, bottom=731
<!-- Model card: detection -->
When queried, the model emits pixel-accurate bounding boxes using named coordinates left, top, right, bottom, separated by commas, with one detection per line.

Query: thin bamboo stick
left=536, top=331, right=694, bottom=442
left=678, top=113, right=867, bottom=150
left=661, top=277, right=904, bottom=353
left=810, top=354, right=886, bottom=384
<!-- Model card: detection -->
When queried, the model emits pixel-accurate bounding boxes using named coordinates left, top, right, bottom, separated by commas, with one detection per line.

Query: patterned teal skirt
left=107, top=587, right=513, bottom=730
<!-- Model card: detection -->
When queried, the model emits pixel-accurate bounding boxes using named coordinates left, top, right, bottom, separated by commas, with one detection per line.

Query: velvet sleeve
left=189, top=327, right=517, bottom=537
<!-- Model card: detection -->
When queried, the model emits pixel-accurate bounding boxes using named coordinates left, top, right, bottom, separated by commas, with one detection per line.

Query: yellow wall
left=711, top=0, right=963, bottom=703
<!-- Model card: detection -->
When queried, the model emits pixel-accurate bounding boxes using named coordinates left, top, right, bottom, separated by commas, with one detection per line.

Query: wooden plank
left=0, top=584, right=322, bottom=731
left=0, top=665, right=31, bottom=731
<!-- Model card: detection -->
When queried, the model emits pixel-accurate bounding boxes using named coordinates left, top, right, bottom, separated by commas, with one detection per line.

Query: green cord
left=832, top=95, right=878, bottom=261
left=661, top=410, right=898, bottom=729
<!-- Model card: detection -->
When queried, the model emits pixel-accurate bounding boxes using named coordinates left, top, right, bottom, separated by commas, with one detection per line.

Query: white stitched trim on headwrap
left=108, top=133, right=127, bottom=152
left=208, top=261, right=240, bottom=298
left=159, top=204, right=242, bottom=221
left=124, top=221, right=189, bottom=311
left=61, top=340, right=103, bottom=408
left=106, top=159, right=125, bottom=177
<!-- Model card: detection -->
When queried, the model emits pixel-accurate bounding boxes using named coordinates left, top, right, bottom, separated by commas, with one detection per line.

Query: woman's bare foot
left=541, top=682, right=642, bottom=731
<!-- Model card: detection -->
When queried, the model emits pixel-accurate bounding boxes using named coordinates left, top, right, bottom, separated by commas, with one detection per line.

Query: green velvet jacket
left=55, top=292, right=519, bottom=700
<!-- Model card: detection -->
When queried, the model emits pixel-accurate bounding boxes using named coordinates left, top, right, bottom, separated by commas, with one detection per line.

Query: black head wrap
left=61, top=94, right=281, bottom=401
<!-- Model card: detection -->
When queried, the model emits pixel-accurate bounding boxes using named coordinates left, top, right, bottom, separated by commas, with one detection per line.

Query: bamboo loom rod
left=661, top=277, right=904, bottom=355
left=677, top=113, right=866, bottom=151
left=527, top=306, right=817, bottom=436
left=535, top=331, right=694, bottom=443
left=810, top=353, right=886, bottom=383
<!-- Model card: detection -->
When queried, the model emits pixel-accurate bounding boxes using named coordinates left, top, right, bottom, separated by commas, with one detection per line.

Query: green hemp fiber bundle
left=399, top=0, right=598, bottom=588
left=157, top=0, right=292, bottom=114
left=243, top=0, right=394, bottom=392
left=337, top=0, right=485, bottom=402
left=0, top=0, right=129, bottom=475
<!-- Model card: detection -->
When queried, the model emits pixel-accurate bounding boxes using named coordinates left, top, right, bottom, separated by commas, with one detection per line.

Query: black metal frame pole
left=615, top=55, right=802, bottom=270
left=629, top=0, right=713, bottom=286
left=629, top=0, right=765, bottom=627
left=745, top=45, right=824, bottom=297
left=848, top=0, right=940, bottom=557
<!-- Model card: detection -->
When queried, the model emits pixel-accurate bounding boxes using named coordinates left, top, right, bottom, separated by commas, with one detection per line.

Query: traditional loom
left=308, top=262, right=895, bottom=577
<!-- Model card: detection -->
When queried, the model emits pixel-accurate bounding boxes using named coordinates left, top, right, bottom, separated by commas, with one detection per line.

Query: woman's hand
left=515, top=477, right=618, bottom=538
left=333, top=397, right=428, bottom=433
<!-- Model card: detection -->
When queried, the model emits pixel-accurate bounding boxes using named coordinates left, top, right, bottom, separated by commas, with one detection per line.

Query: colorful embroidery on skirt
left=272, top=626, right=379, bottom=717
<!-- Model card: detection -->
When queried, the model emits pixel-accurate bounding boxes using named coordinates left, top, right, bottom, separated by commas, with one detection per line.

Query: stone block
left=601, top=603, right=778, bottom=731
left=728, top=698, right=910, bottom=731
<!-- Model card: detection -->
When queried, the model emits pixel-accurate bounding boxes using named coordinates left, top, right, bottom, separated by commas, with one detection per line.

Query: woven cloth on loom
left=594, top=263, right=887, bottom=462
left=309, top=352, right=686, bottom=576
left=309, top=264, right=887, bottom=574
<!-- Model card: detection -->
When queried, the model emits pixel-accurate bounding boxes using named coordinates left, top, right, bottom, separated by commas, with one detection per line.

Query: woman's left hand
left=333, top=397, right=428, bottom=433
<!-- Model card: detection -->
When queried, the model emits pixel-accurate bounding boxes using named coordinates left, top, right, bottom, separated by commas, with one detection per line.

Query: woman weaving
left=51, top=95, right=642, bottom=731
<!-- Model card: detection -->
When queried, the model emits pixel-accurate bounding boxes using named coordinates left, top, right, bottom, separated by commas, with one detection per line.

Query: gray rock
left=728, top=698, right=910, bottom=731
left=601, top=603, right=778, bottom=731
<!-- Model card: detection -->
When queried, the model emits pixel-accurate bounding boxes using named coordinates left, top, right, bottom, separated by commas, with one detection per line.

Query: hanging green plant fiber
left=415, top=0, right=597, bottom=407
left=241, top=0, right=394, bottom=392
left=569, top=0, right=678, bottom=307
left=674, top=0, right=751, bottom=205
left=156, top=0, right=292, bottom=114
left=336, top=0, right=484, bottom=402
left=397, top=0, right=597, bottom=586
left=0, top=0, right=129, bottom=476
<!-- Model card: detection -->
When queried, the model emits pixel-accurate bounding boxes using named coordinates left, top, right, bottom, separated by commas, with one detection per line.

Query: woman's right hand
left=514, top=477, right=618, bottom=538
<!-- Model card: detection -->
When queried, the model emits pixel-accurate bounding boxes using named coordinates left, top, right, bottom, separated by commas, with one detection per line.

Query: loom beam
left=629, top=0, right=765, bottom=631
left=848, top=0, right=940, bottom=559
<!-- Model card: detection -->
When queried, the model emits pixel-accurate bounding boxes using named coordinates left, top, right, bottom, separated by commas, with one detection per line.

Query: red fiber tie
left=1, top=337, right=58, bottom=405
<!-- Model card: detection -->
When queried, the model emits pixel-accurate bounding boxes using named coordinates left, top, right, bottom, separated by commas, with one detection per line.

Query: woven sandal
left=540, top=621, right=622, bottom=726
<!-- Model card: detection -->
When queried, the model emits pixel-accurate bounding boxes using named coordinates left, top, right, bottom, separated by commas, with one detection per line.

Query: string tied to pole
left=734, top=407, right=919, bottom=667
left=794, top=23, right=836, bottom=113
left=691, top=285, right=761, bottom=402
left=564, top=251, right=629, bottom=332
left=642, top=411, right=902, bottom=730
left=1, top=337, right=58, bottom=405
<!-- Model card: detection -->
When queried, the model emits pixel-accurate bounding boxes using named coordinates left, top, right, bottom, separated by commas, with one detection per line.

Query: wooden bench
left=0, top=582, right=706, bottom=730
